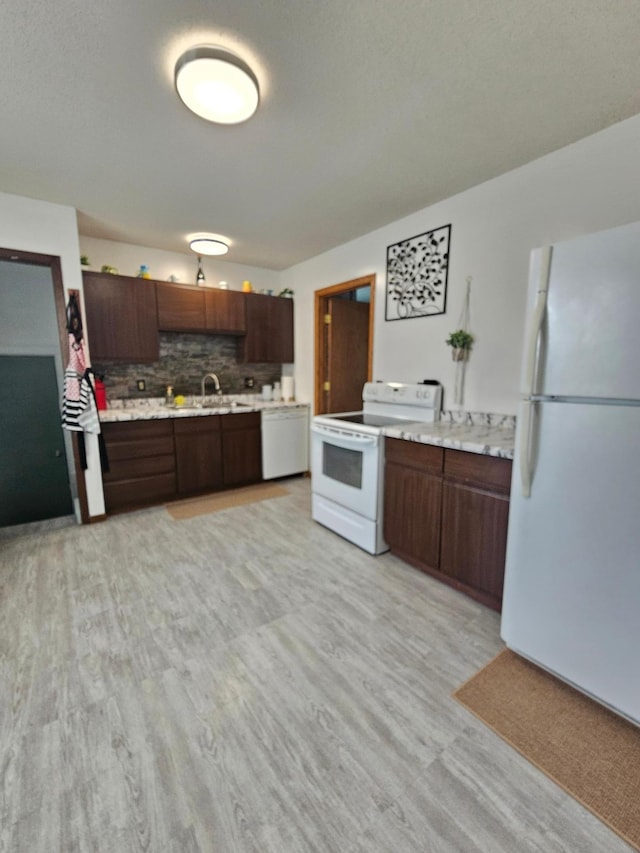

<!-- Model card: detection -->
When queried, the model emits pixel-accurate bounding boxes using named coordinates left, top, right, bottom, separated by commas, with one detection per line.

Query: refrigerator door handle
left=522, top=247, right=551, bottom=397
left=519, top=400, right=534, bottom=497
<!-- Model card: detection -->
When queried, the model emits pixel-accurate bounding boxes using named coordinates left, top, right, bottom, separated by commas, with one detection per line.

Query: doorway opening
left=0, top=247, right=88, bottom=526
left=314, top=274, right=375, bottom=415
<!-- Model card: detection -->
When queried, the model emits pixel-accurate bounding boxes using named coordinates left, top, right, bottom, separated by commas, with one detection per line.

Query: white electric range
left=311, top=381, right=442, bottom=554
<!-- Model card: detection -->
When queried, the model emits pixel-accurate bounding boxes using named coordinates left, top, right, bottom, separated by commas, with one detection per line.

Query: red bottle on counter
left=94, top=378, right=107, bottom=411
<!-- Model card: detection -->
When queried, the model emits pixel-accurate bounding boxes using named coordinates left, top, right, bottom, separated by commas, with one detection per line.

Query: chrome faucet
left=201, top=372, right=222, bottom=404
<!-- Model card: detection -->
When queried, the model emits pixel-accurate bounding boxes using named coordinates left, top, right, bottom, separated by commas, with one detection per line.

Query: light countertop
left=99, top=397, right=309, bottom=423
left=99, top=399, right=514, bottom=458
left=383, top=415, right=515, bottom=459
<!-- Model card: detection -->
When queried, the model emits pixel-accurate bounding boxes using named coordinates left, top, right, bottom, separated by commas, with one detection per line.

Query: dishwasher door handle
left=263, top=412, right=305, bottom=420
left=262, top=407, right=306, bottom=417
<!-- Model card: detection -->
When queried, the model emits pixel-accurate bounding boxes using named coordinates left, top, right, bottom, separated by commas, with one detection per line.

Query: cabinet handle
left=522, top=247, right=551, bottom=399
left=519, top=401, right=533, bottom=498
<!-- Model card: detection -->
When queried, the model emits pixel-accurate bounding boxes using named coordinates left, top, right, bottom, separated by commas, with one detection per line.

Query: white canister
left=261, top=384, right=273, bottom=401
left=281, top=376, right=294, bottom=402
left=273, top=381, right=282, bottom=400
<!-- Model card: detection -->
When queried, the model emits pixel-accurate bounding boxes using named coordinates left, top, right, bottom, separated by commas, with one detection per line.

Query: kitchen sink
left=165, top=400, right=255, bottom=415
left=167, top=401, right=248, bottom=412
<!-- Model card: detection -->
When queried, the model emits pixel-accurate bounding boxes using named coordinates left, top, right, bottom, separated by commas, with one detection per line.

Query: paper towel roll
left=281, top=376, right=294, bottom=402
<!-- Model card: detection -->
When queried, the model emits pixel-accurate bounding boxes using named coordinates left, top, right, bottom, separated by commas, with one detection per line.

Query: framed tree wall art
left=385, top=224, right=451, bottom=321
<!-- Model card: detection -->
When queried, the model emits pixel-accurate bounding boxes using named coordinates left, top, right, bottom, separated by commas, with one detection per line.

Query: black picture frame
left=385, top=224, right=451, bottom=321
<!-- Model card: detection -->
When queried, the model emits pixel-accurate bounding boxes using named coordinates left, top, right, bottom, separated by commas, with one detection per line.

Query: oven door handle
left=311, top=423, right=378, bottom=449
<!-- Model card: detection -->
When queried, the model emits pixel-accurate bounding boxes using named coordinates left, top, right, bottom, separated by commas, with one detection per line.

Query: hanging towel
left=66, top=291, right=83, bottom=344
left=62, top=335, right=87, bottom=423
left=61, top=295, right=109, bottom=472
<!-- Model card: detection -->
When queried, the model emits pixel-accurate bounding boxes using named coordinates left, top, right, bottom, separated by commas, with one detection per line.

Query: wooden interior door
left=315, top=274, right=375, bottom=415
left=326, top=297, right=369, bottom=413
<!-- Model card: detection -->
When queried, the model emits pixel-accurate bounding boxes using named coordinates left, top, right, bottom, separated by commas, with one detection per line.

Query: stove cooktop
left=329, top=412, right=410, bottom=427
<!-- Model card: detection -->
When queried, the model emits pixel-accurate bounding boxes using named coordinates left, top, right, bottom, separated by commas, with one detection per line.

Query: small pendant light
left=196, top=256, right=205, bottom=286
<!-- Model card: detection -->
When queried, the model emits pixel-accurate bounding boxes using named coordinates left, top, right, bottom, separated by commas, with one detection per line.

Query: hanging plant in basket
left=446, top=329, right=474, bottom=361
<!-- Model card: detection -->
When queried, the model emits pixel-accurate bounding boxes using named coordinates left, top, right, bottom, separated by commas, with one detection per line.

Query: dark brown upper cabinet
left=82, top=272, right=159, bottom=362
left=156, top=283, right=206, bottom=332
left=240, top=293, right=294, bottom=363
left=83, top=273, right=292, bottom=363
left=204, top=289, right=246, bottom=334
left=157, top=283, right=246, bottom=335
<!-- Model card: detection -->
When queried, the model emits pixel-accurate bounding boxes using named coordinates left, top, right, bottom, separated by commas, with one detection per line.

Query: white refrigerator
left=501, top=220, right=640, bottom=727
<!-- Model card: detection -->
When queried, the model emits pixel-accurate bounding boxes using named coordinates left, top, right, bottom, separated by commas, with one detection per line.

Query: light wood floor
left=0, top=478, right=630, bottom=852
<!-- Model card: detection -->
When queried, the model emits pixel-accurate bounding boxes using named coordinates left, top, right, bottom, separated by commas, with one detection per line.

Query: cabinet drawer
left=103, top=473, right=177, bottom=511
left=173, top=415, right=221, bottom=436
left=102, top=420, right=174, bottom=460
left=385, top=437, right=443, bottom=474
left=103, top=419, right=173, bottom=443
left=105, top=436, right=175, bottom=461
left=103, top=453, right=175, bottom=482
left=444, top=449, right=512, bottom=494
left=221, top=411, right=260, bottom=431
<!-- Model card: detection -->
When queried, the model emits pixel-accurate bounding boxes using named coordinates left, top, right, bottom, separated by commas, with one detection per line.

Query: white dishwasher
left=261, top=406, right=309, bottom=480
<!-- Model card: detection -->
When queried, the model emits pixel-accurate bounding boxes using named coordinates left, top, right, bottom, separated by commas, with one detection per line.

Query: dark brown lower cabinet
left=102, top=412, right=261, bottom=511
left=384, top=439, right=443, bottom=569
left=440, top=482, right=510, bottom=608
left=101, top=420, right=177, bottom=511
left=440, top=449, right=512, bottom=610
left=221, top=412, right=262, bottom=486
left=384, top=438, right=512, bottom=611
left=174, top=415, right=223, bottom=495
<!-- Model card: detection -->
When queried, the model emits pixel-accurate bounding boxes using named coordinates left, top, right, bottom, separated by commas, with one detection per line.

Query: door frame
left=0, top=246, right=90, bottom=523
left=314, top=273, right=375, bottom=415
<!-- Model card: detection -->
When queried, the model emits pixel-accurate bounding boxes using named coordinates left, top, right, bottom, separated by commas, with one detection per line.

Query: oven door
left=311, top=422, right=381, bottom=520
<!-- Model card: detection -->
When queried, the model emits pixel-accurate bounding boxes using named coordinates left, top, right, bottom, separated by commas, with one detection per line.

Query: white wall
left=0, top=191, right=105, bottom=518
left=79, top=236, right=281, bottom=293
left=282, top=114, right=640, bottom=414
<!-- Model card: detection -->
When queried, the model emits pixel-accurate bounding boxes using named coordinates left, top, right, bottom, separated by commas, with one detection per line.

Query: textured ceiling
left=1, top=0, right=640, bottom=269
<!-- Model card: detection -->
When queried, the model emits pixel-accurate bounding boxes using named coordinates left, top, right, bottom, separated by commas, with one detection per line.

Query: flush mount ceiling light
left=189, top=237, right=229, bottom=256
left=175, top=46, right=260, bottom=124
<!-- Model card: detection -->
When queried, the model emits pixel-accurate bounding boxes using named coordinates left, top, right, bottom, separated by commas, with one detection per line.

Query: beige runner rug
left=453, top=649, right=640, bottom=851
left=167, top=483, right=289, bottom=520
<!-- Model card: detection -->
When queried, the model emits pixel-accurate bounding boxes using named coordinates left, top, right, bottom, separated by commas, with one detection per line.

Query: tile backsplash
left=93, top=332, right=282, bottom=399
